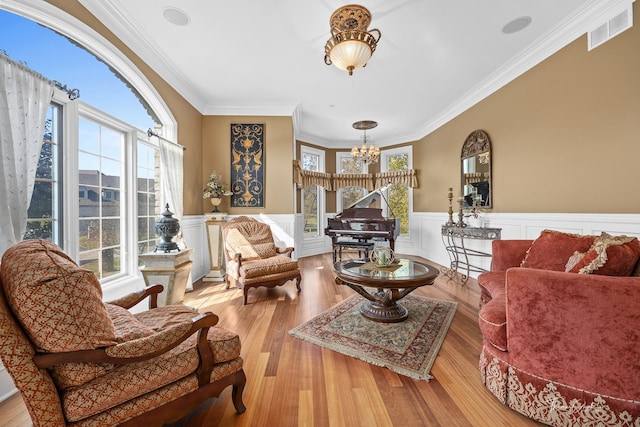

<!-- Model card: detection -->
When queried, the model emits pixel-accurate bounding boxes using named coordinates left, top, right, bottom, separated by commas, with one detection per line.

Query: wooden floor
left=0, top=253, right=541, bottom=426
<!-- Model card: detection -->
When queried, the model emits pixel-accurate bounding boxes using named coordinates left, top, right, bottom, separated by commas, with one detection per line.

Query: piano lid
left=346, top=185, right=392, bottom=209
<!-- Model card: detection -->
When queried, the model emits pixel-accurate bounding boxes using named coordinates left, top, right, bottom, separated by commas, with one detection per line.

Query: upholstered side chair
left=0, top=239, right=246, bottom=426
left=222, top=216, right=301, bottom=305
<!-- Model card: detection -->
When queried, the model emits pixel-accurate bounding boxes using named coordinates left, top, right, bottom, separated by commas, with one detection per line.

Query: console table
left=441, top=225, right=501, bottom=284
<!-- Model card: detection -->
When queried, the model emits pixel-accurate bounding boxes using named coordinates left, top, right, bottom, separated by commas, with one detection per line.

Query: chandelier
left=351, top=120, right=380, bottom=164
left=324, top=5, right=381, bottom=76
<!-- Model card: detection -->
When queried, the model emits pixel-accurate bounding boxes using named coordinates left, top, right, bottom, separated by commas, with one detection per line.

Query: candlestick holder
left=446, top=188, right=455, bottom=225
left=456, top=198, right=466, bottom=227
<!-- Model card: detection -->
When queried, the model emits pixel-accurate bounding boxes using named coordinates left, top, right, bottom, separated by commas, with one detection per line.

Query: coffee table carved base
left=335, top=277, right=419, bottom=323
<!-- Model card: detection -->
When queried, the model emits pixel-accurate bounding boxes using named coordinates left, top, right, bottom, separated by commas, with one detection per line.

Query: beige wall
left=202, top=116, right=294, bottom=215
left=414, top=5, right=640, bottom=214
left=46, top=0, right=205, bottom=215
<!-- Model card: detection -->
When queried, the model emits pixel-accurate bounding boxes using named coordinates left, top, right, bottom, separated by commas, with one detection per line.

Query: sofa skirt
left=479, top=344, right=640, bottom=426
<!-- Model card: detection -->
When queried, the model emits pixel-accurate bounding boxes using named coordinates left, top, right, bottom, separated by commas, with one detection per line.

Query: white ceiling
left=77, top=0, right=624, bottom=148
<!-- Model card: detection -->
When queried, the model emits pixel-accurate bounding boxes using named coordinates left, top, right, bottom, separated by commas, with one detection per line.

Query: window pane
left=78, top=117, right=124, bottom=279
left=102, top=219, right=120, bottom=247
left=102, top=248, right=120, bottom=278
left=303, top=185, right=318, bottom=236
left=387, top=154, right=409, bottom=235
left=341, top=186, right=365, bottom=208
left=301, top=151, right=321, bottom=237
left=79, top=219, right=100, bottom=251
left=28, top=181, right=53, bottom=219
left=137, top=138, right=160, bottom=261
left=25, top=103, right=60, bottom=245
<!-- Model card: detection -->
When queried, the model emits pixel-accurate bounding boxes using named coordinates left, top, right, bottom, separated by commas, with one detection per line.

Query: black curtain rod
left=1, top=50, right=80, bottom=100
left=147, top=129, right=187, bottom=151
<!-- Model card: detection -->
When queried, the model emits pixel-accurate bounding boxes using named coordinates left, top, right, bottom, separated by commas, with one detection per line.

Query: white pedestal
left=204, top=213, right=227, bottom=282
left=139, top=249, right=194, bottom=306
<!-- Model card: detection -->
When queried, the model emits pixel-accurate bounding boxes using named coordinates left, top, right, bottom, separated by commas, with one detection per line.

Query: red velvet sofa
left=477, top=231, right=640, bottom=426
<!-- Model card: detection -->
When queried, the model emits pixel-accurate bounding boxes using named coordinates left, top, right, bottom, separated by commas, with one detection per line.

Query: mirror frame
left=461, top=129, right=492, bottom=209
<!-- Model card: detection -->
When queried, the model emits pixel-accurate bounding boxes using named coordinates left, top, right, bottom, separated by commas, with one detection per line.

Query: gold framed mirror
left=461, top=130, right=492, bottom=209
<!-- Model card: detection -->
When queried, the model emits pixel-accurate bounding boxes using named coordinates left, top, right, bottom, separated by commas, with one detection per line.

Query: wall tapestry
left=231, top=123, right=265, bottom=207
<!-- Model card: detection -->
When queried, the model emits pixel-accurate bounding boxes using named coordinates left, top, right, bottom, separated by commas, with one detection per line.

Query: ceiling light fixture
left=324, top=5, right=381, bottom=76
left=351, top=120, right=380, bottom=164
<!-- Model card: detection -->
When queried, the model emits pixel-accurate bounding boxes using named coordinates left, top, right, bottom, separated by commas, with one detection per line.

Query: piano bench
left=333, top=241, right=375, bottom=262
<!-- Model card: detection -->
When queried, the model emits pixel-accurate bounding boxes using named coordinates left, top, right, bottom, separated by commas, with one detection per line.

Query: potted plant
left=203, top=170, right=233, bottom=212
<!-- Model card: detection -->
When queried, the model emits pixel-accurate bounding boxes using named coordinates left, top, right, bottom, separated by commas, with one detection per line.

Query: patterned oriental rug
left=289, top=294, right=458, bottom=381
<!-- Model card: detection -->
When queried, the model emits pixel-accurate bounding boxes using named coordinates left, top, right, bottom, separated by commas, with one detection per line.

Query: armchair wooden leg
left=232, top=369, right=247, bottom=414
left=243, top=288, right=249, bottom=305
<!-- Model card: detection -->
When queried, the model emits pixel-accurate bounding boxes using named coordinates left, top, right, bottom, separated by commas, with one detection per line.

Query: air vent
left=588, top=4, right=633, bottom=51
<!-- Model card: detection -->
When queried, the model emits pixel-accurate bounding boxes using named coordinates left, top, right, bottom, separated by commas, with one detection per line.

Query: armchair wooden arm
left=106, top=284, right=164, bottom=309
left=33, top=312, right=218, bottom=369
left=276, top=246, right=295, bottom=257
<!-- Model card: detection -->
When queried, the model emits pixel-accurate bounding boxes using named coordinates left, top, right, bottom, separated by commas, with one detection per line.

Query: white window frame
left=6, top=1, right=176, bottom=293
left=380, top=146, right=413, bottom=238
left=300, top=145, right=325, bottom=239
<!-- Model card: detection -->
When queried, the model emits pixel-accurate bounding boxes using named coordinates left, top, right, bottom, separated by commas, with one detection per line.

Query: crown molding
left=77, top=0, right=207, bottom=112
left=413, top=0, right=633, bottom=141
left=202, top=104, right=297, bottom=117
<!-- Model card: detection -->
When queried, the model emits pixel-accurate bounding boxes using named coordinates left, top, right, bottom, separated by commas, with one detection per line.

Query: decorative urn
left=154, top=203, right=180, bottom=253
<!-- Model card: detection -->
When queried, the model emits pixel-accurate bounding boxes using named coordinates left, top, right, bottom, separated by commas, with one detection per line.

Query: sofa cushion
left=61, top=328, right=242, bottom=422
left=520, top=230, right=596, bottom=271
left=478, top=292, right=507, bottom=352
left=568, top=232, right=640, bottom=276
left=0, top=240, right=116, bottom=353
left=477, top=271, right=505, bottom=305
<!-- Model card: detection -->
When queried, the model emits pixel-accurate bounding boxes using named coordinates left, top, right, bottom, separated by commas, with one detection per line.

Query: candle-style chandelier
left=351, top=120, right=380, bottom=165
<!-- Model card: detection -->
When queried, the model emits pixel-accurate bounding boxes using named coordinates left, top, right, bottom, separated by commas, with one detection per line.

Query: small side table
left=140, top=248, right=194, bottom=306
left=441, top=225, right=501, bottom=284
left=204, top=213, right=227, bottom=282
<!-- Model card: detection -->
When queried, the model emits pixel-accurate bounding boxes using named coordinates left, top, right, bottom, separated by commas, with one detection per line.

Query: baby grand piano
left=325, top=185, right=400, bottom=261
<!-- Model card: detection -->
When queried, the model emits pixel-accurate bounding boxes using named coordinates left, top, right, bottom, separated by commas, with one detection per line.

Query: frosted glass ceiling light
left=324, top=5, right=381, bottom=76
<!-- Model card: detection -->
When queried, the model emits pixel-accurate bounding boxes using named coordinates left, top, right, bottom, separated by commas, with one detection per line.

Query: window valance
left=375, top=170, right=418, bottom=188
left=293, top=161, right=418, bottom=191
left=332, top=173, right=374, bottom=191
left=293, top=160, right=333, bottom=190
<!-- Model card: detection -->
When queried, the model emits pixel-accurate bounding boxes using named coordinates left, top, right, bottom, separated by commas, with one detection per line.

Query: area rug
left=289, top=294, right=457, bottom=381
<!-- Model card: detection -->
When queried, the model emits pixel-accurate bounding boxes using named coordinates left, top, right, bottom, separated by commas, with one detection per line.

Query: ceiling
left=77, top=0, right=619, bottom=148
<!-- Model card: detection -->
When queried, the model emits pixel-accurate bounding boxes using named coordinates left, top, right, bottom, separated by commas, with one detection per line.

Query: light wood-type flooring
left=0, top=253, right=541, bottom=426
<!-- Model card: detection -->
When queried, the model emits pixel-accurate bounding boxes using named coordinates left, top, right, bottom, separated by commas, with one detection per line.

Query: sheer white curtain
left=0, top=55, right=54, bottom=255
left=158, top=138, right=193, bottom=290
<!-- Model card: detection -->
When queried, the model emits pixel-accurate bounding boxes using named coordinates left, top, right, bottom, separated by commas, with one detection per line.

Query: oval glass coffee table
left=333, top=259, right=439, bottom=323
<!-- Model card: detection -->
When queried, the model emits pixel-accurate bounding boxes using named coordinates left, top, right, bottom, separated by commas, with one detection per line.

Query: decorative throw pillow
left=0, top=240, right=116, bottom=353
left=568, top=232, right=640, bottom=276
left=520, top=230, right=596, bottom=271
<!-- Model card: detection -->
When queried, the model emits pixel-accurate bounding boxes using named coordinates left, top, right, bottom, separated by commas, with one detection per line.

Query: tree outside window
left=387, top=153, right=409, bottom=235
left=339, top=155, right=366, bottom=210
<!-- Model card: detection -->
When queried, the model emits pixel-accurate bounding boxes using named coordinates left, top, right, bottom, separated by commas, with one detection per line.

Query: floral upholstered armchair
left=222, top=216, right=301, bottom=305
left=0, top=240, right=246, bottom=426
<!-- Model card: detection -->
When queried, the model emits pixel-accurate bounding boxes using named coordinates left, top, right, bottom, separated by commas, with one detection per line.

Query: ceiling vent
left=588, top=3, right=633, bottom=51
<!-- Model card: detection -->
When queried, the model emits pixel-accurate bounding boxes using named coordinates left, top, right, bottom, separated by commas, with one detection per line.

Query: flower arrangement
left=202, top=170, right=233, bottom=199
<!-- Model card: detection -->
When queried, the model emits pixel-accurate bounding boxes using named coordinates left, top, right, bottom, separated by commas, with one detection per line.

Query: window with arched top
left=1, top=2, right=177, bottom=285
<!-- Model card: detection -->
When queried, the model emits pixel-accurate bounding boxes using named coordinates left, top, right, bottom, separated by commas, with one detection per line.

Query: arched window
left=1, top=2, right=176, bottom=287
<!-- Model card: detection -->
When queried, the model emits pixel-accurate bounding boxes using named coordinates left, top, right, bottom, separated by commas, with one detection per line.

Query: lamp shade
left=329, top=40, right=372, bottom=72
